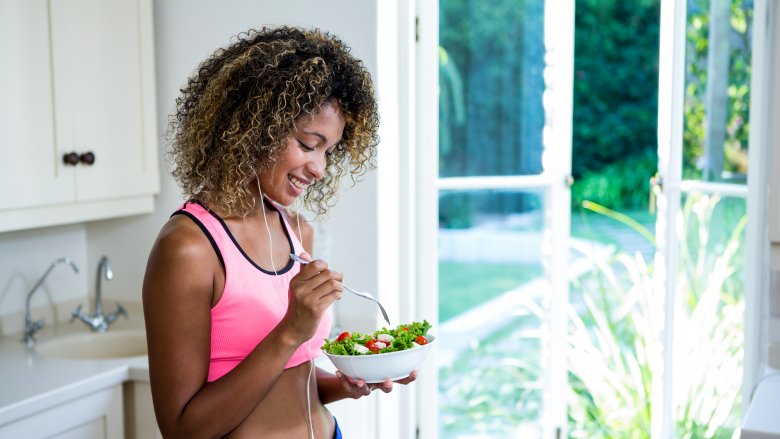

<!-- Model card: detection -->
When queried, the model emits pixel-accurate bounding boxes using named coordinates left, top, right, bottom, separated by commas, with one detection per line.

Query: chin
left=271, top=193, right=298, bottom=207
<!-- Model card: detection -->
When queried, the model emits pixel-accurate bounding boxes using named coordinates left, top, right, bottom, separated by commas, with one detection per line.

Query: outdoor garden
left=436, top=0, right=752, bottom=437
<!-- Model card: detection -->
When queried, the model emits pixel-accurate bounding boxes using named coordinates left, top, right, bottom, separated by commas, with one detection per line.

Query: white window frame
left=405, top=0, right=575, bottom=437
left=656, top=0, right=771, bottom=436
left=387, top=0, right=773, bottom=436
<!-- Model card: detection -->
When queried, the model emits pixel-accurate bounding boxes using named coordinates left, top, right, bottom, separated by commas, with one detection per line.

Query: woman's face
left=258, top=102, right=345, bottom=207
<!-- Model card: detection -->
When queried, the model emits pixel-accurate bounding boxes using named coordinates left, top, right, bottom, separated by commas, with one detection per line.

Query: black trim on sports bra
left=193, top=200, right=295, bottom=275
left=171, top=209, right=226, bottom=270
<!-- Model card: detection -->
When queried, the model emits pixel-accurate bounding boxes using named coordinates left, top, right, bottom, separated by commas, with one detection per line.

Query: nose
left=307, top=150, right=327, bottom=181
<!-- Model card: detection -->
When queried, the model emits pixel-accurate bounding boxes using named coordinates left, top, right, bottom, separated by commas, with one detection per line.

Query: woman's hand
left=282, top=252, right=343, bottom=344
left=335, top=370, right=418, bottom=398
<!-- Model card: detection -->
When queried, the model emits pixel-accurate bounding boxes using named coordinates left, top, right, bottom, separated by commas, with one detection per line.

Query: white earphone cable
left=257, top=179, right=315, bottom=439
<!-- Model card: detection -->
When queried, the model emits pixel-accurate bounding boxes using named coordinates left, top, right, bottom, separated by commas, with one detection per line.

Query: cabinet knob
left=63, top=152, right=80, bottom=166
left=79, top=151, right=95, bottom=165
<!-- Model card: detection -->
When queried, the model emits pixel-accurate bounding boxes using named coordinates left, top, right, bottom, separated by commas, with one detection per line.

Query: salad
left=322, top=320, right=432, bottom=356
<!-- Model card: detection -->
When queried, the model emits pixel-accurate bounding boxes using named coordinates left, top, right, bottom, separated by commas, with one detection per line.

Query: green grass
left=570, top=208, right=656, bottom=246
left=438, top=262, right=540, bottom=322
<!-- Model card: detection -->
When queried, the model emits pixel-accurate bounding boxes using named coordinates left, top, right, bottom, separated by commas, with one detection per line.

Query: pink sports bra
left=174, top=200, right=332, bottom=382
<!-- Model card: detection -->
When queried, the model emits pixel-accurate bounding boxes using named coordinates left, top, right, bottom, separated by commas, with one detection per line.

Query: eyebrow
left=302, top=130, right=327, bottom=143
left=302, top=130, right=342, bottom=148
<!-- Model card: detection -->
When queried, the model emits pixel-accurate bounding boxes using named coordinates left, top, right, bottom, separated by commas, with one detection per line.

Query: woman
left=142, top=26, right=414, bottom=438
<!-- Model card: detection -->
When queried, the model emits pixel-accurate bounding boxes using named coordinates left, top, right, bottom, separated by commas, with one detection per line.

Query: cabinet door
left=50, top=0, right=159, bottom=203
left=124, top=381, right=163, bottom=439
left=0, top=0, right=76, bottom=210
left=0, top=385, right=123, bottom=438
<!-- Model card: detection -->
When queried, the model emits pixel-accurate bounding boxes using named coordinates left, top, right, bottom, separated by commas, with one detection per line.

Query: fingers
left=371, top=379, right=393, bottom=393
left=294, top=268, right=343, bottom=302
left=337, top=371, right=370, bottom=397
left=310, top=271, right=344, bottom=298
left=335, top=372, right=395, bottom=397
left=394, top=370, right=418, bottom=385
left=297, top=258, right=329, bottom=279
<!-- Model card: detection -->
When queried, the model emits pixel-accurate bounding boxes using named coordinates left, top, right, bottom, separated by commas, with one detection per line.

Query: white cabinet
left=0, top=0, right=69, bottom=211
left=123, top=381, right=162, bottom=439
left=0, top=385, right=123, bottom=438
left=0, top=0, right=159, bottom=233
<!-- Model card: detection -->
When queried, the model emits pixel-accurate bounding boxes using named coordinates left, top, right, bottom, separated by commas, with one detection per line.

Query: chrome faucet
left=23, top=257, right=79, bottom=348
left=71, top=255, right=127, bottom=332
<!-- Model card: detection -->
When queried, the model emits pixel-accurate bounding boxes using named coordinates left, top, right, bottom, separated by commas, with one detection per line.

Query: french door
left=414, top=0, right=760, bottom=437
left=415, top=0, right=575, bottom=437
left=653, top=0, right=757, bottom=437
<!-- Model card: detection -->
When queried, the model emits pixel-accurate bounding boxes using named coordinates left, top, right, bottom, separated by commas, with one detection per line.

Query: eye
left=297, top=140, right=315, bottom=152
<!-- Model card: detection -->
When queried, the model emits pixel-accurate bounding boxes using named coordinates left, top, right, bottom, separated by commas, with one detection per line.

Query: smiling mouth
left=289, top=176, right=309, bottom=190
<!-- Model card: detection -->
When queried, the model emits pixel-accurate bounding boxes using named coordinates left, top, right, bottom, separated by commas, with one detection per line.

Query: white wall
left=0, top=224, right=88, bottom=333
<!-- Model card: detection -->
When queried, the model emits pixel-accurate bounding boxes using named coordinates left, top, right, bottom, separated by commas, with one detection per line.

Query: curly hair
left=167, top=26, right=379, bottom=216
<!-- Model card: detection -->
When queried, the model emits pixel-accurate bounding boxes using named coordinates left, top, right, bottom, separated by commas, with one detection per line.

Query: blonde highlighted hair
left=168, top=26, right=379, bottom=216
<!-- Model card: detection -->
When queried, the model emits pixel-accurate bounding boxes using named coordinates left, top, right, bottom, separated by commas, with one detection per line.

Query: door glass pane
left=567, top=0, right=660, bottom=434
left=439, top=0, right=545, bottom=178
left=682, top=0, right=753, bottom=183
left=438, top=189, right=547, bottom=437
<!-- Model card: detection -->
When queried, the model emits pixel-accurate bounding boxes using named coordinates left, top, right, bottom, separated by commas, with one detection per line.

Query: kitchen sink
left=36, top=330, right=147, bottom=360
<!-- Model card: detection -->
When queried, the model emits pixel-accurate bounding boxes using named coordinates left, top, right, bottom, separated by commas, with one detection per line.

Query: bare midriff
left=225, top=361, right=335, bottom=438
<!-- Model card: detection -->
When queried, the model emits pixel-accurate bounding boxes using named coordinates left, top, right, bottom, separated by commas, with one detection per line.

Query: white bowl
left=323, top=335, right=435, bottom=383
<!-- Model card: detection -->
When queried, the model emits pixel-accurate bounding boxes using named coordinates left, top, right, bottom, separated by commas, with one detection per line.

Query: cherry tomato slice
left=415, top=335, right=429, bottom=345
left=336, top=331, right=350, bottom=342
left=365, top=339, right=381, bottom=353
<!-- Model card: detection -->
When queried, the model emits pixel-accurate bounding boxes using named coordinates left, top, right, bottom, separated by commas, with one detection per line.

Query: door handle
left=63, top=152, right=79, bottom=166
left=649, top=173, right=663, bottom=214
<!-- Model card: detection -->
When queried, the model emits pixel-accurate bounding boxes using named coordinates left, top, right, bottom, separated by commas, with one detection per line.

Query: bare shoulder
left=143, top=215, right=219, bottom=302
left=154, top=214, right=213, bottom=258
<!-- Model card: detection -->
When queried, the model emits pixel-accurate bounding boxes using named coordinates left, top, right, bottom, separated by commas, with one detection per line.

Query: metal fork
left=289, top=253, right=391, bottom=326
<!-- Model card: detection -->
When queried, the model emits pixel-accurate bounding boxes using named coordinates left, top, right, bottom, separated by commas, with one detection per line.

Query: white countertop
left=741, top=367, right=780, bottom=438
left=0, top=321, right=149, bottom=426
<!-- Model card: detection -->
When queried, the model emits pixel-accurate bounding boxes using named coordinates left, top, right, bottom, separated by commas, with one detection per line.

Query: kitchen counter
left=741, top=367, right=780, bottom=438
left=0, top=320, right=149, bottom=427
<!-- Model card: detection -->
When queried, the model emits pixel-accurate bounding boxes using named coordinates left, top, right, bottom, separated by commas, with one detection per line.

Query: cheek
left=257, top=172, right=274, bottom=193
left=280, top=150, right=307, bottom=170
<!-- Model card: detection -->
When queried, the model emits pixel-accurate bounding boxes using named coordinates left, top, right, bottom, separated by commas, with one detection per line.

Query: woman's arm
left=143, top=217, right=341, bottom=438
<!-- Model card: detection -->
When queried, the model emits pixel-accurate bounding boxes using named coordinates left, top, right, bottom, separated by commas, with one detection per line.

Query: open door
left=653, top=0, right=754, bottom=436
left=415, top=0, right=575, bottom=437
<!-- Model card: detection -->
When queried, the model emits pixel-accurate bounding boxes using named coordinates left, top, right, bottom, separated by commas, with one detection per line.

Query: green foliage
left=572, top=0, right=661, bottom=190
left=439, top=0, right=544, bottom=178
left=567, top=194, right=745, bottom=438
left=572, top=150, right=657, bottom=211
left=683, top=0, right=753, bottom=180
left=436, top=194, right=745, bottom=437
left=439, top=192, right=473, bottom=229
